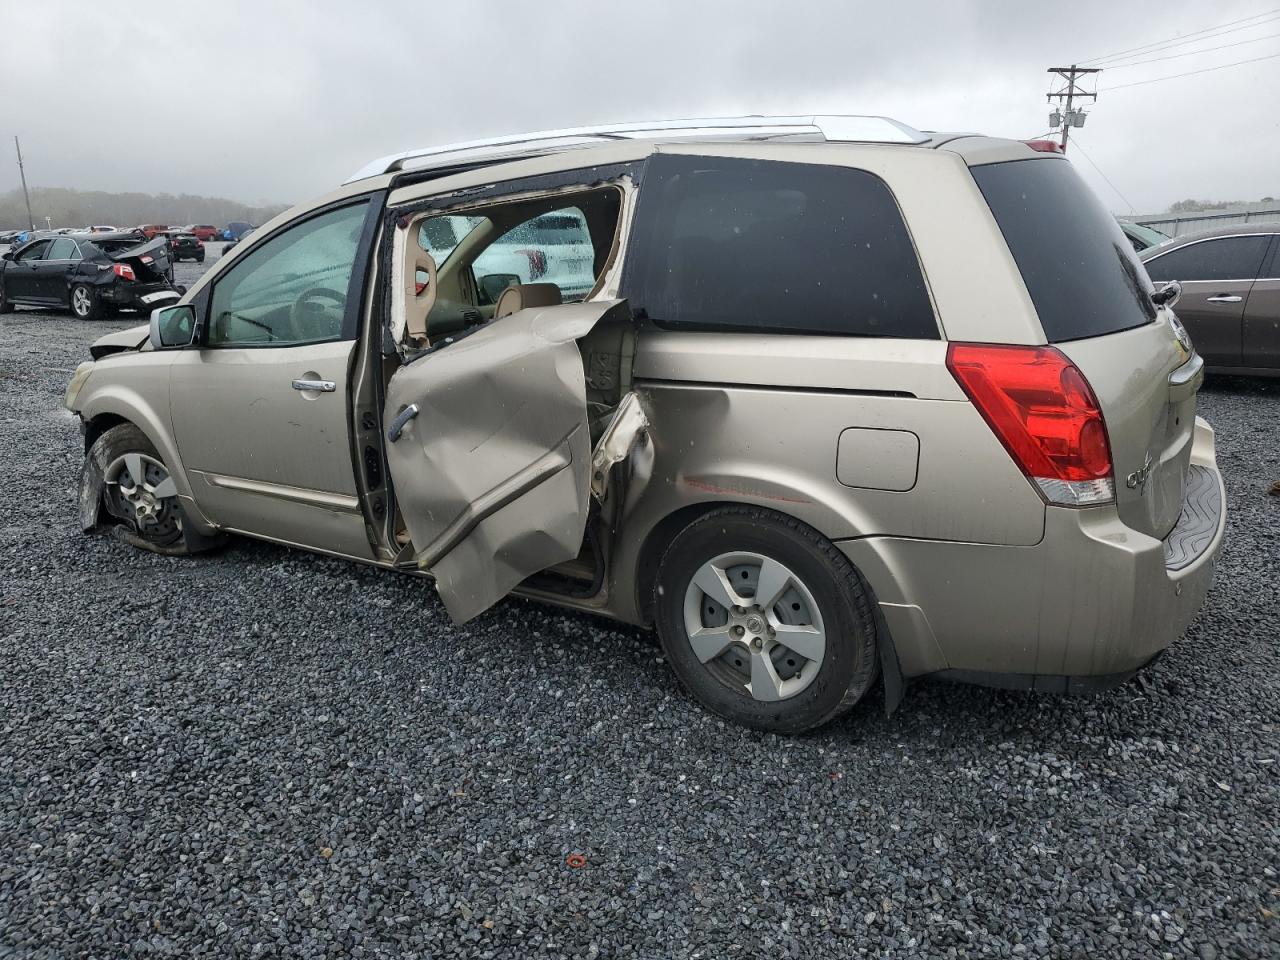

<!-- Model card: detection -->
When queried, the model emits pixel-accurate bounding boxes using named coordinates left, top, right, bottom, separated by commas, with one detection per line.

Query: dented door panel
left=383, top=299, right=629, bottom=622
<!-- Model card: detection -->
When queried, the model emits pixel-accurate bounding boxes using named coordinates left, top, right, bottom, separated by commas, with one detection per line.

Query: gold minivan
left=63, top=116, right=1226, bottom=732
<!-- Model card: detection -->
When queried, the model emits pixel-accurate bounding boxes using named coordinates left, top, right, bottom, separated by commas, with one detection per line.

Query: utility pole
left=1046, top=65, right=1101, bottom=153
left=14, top=136, right=35, bottom=231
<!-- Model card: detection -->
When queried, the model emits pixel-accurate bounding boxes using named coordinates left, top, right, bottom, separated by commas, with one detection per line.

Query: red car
left=137, top=224, right=170, bottom=240
left=184, top=224, right=220, bottom=242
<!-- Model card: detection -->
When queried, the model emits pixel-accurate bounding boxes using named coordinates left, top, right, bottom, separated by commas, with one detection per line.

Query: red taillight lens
left=1022, top=139, right=1064, bottom=154
left=946, top=343, right=1114, bottom=506
left=112, top=263, right=136, bottom=281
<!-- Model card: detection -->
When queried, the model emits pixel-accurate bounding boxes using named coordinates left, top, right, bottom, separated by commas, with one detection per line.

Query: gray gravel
left=1, top=250, right=1278, bottom=958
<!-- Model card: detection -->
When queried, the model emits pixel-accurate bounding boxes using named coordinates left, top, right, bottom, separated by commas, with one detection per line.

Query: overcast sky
left=2, top=0, right=1277, bottom=214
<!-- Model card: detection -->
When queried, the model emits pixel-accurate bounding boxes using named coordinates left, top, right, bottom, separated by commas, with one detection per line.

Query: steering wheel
left=289, top=287, right=346, bottom=341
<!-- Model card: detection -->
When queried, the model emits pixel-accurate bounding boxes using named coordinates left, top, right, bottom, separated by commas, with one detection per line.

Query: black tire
left=654, top=507, right=879, bottom=733
left=69, top=282, right=102, bottom=320
left=0, top=280, right=9, bottom=314
left=87, top=423, right=187, bottom=552
left=196, top=252, right=205, bottom=263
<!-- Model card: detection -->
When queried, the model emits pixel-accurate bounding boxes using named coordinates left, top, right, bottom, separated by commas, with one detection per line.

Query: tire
left=87, top=423, right=187, bottom=551
left=0, top=280, right=9, bottom=314
left=654, top=507, right=879, bottom=733
left=69, top=282, right=101, bottom=320
left=196, top=252, right=205, bottom=263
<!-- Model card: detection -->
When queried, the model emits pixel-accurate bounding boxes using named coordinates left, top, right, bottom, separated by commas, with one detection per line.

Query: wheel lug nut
left=750, top=637, right=763, bottom=651
left=732, top=625, right=745, bottom=638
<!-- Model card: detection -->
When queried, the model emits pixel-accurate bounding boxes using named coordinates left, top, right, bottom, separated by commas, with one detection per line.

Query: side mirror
left=478, top=272, right=521, bottom=305
left=149, top=304, right=197, bottom=349
left=1, top=250, right=12, bottom=261
left=1151, top=280, right=1182, bottom=309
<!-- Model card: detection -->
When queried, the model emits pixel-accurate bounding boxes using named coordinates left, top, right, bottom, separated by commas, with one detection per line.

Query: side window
left=1144, top=236, right=1271, bottom=283
left=17, top=240, right=51, bottom=262
left=47, top=238, right=78, bottom=260
left=418, top=215, right=487, bottom=266
left=622, top=154, right=937, bottom=338
left=208, top=201, right=370, bottom=347
left=472, top=207, right=597, bottom=302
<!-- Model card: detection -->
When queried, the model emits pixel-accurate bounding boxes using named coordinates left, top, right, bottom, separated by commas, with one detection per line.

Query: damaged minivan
left=64, top=116, right=1226, bottom=732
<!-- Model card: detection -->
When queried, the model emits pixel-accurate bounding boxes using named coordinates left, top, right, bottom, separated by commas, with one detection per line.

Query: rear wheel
left=70, top=283, right=101, bottom=320
left=654, top=507, right=879, bottom=733
left=91, top=424, right=185, bottom=550
left=0, top=281, right=9, bottom=314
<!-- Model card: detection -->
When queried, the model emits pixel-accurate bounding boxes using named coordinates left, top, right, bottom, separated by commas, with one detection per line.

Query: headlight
left=64, top=361, right=95, bottom=411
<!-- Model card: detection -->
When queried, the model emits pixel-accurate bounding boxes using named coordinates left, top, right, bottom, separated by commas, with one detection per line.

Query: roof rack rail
left=344, top=115, right=928, bottom=184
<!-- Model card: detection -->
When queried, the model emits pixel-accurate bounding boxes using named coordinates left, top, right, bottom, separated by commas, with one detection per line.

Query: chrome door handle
left=1205, top=295, right=1242, bottom=304
left=292, top=378, right=335, bottom=392
left=387, top=403, right=419, bottom=442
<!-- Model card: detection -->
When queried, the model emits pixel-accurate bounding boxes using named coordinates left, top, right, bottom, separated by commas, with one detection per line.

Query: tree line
left=0, top=186, right=290, bottom=231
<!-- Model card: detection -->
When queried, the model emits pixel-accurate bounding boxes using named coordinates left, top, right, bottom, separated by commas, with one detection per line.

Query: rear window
left=622, top=154, right=938, bottom=339
left=972, top=158, right=1156, bottom=342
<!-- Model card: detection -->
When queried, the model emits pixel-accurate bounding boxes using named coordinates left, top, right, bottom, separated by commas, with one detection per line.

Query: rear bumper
left=102, top=281, right=178, bottom=307
left=840, top=416, right=1226, bottom=685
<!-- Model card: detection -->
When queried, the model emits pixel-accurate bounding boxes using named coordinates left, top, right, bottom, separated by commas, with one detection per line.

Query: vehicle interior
left=356, top=181, right=637, bottom=600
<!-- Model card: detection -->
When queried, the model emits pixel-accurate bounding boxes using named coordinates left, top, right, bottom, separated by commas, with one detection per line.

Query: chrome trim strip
left=345, top=115, right=928, bottom=183
left=200, top=472, right=361, bottom=513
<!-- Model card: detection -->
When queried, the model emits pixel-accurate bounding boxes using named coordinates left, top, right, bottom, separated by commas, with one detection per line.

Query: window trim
left=201, top=192, right=385, bottom=350
left=1142, top=232, right=1276, bottom=284
left=619, top=153, right=940, bottom=340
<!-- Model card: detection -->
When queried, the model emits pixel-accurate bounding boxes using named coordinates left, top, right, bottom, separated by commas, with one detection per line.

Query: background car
left=221, top=226, right=254, bottom=255
left=1119, top=219, right=1171, bottom=252
left=1140, top=223, right=1279, bottom=375
left=0, top=231, right=179, bottom=319
left=183, top=224, right=220, bottom=242
left=221, top=221, right=254, bottom=241
left=169, top=232, right=206, bottom=263
left=136, top=224, right=170, bottom=240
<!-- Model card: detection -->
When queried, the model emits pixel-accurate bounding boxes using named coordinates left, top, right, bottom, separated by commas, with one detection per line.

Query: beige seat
left=492, top=282, right=562, bottom=319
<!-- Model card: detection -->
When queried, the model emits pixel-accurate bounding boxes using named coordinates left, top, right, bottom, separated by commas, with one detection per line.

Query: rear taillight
left=946, top=343, right=1114, bottom=506
left=112, top=263, right=136, bottom=281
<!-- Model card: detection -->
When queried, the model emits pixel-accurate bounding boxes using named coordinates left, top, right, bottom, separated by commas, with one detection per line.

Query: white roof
left=345, top=115, right=928, bottom=184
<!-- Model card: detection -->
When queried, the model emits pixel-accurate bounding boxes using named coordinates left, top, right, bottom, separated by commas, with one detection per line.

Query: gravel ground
left=1, top=248, right=1278, bottom=958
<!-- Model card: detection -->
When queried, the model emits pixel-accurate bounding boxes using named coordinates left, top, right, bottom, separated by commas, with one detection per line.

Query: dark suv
left=169, top=232, right=206, bottom=263
left=0, top=232, right=180, bottom=319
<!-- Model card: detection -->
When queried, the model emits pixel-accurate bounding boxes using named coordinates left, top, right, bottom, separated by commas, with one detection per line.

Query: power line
left=1067, top=135, right=1136, bottom=213
left=1104, top=50, right=1280, bottom=90
left=1080, top=8, right=1280, bottom=65
left=1102, top=29, right=1280, bottom=69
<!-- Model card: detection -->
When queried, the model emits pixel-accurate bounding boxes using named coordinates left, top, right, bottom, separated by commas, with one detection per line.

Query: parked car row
left=1, top=222, right=253, bottom=248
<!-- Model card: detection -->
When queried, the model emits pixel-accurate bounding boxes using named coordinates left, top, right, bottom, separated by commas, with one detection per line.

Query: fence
left=1133, top=207, right=1280, bottom=237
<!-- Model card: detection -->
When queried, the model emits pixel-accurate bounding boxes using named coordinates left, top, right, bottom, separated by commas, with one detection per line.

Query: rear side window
left=972, top=158, right=1156, bottom=342
left=622, top=154, right=937, bottom=339
left=1143, top=236, right=1271, bottom=283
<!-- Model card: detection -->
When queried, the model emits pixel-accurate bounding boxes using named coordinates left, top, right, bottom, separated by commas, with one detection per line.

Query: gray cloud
left=1, top=0, right=1277, bottom=214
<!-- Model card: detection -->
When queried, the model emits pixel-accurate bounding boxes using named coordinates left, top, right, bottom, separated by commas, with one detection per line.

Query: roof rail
left=344, top=115, right=928, bottom=184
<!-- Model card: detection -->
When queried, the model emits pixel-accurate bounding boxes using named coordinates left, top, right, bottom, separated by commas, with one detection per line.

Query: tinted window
left=622, top=154, right=937, bottom=338
left=1144, top=236, right=1271, bottom=283
left=972, top=159, right=1156, bottom=342
left=208, top=201, right=370, bottom=347
left=16, top=240, right=52, bottom=262
left=47, top=238, right=78, bottom=260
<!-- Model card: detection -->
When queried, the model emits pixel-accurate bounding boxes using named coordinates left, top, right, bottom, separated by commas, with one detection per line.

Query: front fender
left=75, top=355, right=214, bottom=535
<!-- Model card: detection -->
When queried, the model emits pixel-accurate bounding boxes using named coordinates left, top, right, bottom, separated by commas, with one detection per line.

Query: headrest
left=493, top=282, right=563, bottom=319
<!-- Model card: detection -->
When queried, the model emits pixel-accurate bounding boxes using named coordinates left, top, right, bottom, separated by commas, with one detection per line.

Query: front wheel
left=89, top=423, right=186, bottom=550
left=70, top=283, right=101, bottom=320
left=654, top=507, right=879, bottom=733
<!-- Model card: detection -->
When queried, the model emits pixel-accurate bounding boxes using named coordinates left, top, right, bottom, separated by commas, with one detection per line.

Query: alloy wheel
left=71, top=286, right=92, bottom=318
left=103, top=451, right=182, bottom=542
left=682, top=551, right=826, bottom=702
